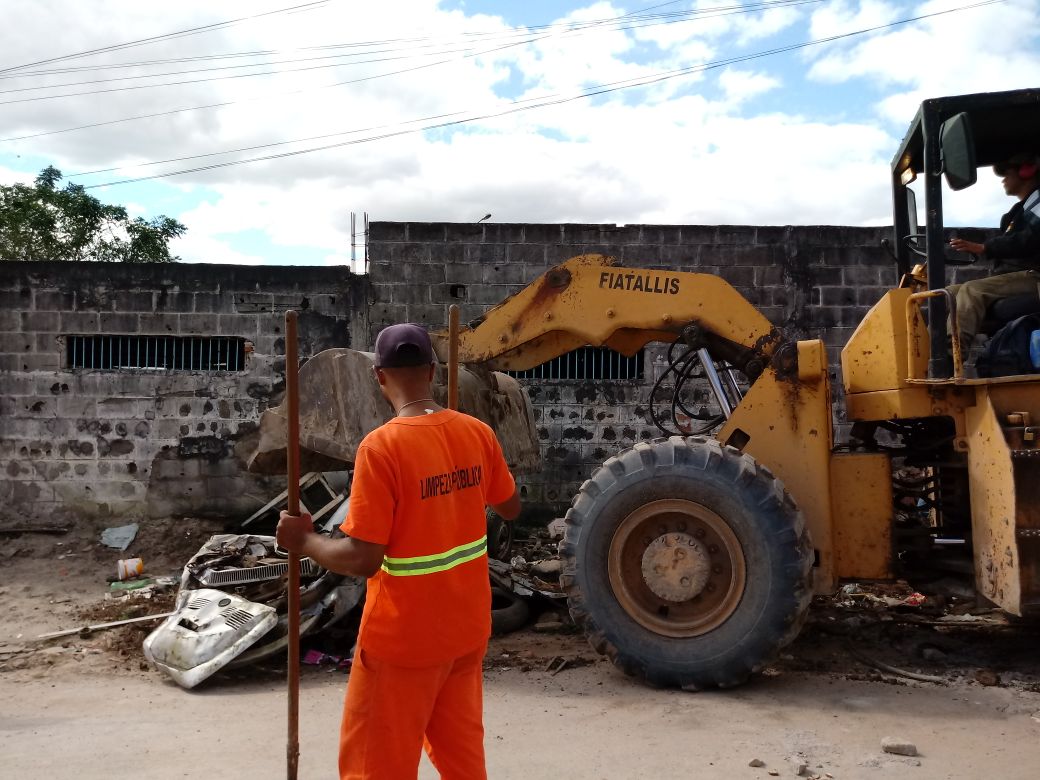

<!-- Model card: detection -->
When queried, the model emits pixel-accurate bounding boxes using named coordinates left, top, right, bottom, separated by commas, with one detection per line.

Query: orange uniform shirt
left=342, top=409, right=515, bottom=666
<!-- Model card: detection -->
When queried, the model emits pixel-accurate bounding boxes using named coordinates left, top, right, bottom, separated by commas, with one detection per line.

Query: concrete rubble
left=880, top=737, right=919, bottom=757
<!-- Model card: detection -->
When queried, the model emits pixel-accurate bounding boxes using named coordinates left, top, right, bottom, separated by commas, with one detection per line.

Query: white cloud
left=0, top=166, right=36, bottom=185
left=808, top=0, right=899, bottom=40
left=731, top=5, right=802, bottom=45
left=718, top=68, right=780, bottom=105
left=807, top=0, right=1040, bottom=107
left=170, top=231, right=265, bottom=265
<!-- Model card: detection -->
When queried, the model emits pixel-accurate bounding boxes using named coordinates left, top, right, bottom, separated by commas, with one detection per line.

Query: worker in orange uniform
left=277, top=322, right=521, bottom=780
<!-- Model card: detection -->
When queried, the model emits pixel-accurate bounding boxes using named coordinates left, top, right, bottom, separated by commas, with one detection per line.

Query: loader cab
left=890, top=88, right=1040, bottom=378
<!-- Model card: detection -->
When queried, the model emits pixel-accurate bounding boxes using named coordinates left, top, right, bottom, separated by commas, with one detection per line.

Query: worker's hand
left=277, top=510, right=314, bottom=554
left=949, top=237, right=985, bottom=255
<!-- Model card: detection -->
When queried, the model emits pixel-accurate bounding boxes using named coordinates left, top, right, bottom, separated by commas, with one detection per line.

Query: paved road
left=2, top=654, right=1039, bottom=779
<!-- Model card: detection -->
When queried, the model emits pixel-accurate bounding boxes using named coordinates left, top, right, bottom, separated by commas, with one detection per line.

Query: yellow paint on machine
left=964, top=385, right=1040, bottom=615
left=719, top=341, right=836, bottom=594
left=829, top=453, right=894, bottom=581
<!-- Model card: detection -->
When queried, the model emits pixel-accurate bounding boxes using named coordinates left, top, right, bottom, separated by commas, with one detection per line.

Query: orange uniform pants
left=338, top=644, right=487, bottom=780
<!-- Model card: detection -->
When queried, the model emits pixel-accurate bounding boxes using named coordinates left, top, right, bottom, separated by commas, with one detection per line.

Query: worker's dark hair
left=994, top=152, right=1040, bottom=179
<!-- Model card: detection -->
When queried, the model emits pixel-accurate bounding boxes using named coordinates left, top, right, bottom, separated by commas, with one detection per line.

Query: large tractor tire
left=560, top=436, right=812, bottom=690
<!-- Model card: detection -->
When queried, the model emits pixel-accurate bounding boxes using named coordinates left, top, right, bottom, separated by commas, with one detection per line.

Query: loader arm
left=431, top=255, right=791, bottom=380
left=435, top=254, right=838, bottom=594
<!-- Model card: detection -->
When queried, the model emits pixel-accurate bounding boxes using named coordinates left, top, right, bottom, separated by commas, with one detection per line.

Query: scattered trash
left=546, top=518, right=567, bottom=540
left=142, top=533, right=365, bottom=688
left=938, top=613, right=991, bottom=624
left=532, top=613, right=566, bottom=634
left=974, top=668, right=1001, bottom=686
left=143, top=589, right=279, bottom=689
left=880, top=737, right=918, bottom=757
left=786, top=761, right=811, bottom=777
left=847, top=644, right=946, bottom=684
left=100, top=523, right=139, bottom=551
left=901, top=592, right=927, bottom=607
left=303, top=649, right=334, bottom=665
left=110, top=578, right=153, bottom=592
left=545, top=655, right=568, bottom=675
left=489, top=558, right=565, bottom=601
left=116, top=557, right=144, bottom=580
left=240, top=471, right=345, bottom=530
left=530, top=558, right=562, bottom=580
left=302, top=648, right=352, bottom=670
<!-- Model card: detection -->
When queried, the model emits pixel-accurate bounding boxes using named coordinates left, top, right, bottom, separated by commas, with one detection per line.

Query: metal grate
left=196, top=558, right=323, bottom=587
left=506, top=346, right=644, bottom=381
left=66, top=334, right=246, bottom=371
left=222, top=609, right=257, bottom=631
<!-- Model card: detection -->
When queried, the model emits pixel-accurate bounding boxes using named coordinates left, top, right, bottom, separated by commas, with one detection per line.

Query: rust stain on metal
left=909, top=308, right=924, bottom=359
left=508, top=265, right=572, bottom=334
left=752, top=326, right=785, bottom=358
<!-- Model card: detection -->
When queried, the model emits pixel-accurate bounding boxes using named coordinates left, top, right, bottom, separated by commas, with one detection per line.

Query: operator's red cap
left=993, top=152, right=1038, bottom=176
left=374, top=323, right=435, bottom=368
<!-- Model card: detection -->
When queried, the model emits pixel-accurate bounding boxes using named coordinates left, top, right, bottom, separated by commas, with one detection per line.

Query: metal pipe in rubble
left=448, top=304, right=460, bottom=410
left=724, top=366, right=744, bottom=406
left=698, top=348, right=733, bottom=419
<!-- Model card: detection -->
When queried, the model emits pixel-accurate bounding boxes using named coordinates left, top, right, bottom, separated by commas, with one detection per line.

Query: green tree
left=0, top=166, right=186, bottom=263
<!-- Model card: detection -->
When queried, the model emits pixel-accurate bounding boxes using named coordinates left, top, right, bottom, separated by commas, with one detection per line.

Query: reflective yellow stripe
left=381, top=536, right=487, bottom=577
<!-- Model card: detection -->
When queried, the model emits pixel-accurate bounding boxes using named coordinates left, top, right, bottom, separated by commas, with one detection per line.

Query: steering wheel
left=902, top=233, right=978, bottom=265
left=902, top=233, right=927, bottom=258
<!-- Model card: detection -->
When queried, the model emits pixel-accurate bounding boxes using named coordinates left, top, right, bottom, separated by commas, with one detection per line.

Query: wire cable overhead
left=75, top=0, right=1006, bottom=189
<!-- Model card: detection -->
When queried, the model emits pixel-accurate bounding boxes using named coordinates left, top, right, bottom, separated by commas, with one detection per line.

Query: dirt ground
left=2, top=524, right=1040, bottom=779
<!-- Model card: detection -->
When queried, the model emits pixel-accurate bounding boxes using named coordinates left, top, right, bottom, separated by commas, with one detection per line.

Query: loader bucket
left=247, top=348, right=542, bottom=475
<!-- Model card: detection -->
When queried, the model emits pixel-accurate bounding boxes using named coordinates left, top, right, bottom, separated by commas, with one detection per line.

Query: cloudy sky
left=2, top=0, right=1038, bottom=267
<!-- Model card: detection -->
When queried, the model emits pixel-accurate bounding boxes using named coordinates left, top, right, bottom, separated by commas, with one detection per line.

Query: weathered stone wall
left=367, top=222, right=988, bottom=510
left=0, top=261, right=368, bottom=527
left=1, top=222, right=991, bottom=524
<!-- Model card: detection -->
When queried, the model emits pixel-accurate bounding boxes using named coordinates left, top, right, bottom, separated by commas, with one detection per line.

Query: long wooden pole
left=284, top=310, right=302, bottom=779
left=448, top=304, right=460, bottom=411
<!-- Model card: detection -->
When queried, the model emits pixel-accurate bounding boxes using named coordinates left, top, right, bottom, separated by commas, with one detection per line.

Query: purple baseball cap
left=373, top=323, right=436, bottom=368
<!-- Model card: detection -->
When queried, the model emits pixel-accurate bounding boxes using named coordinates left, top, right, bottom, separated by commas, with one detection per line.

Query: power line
left=0, top=46, right=477, bottom=99
left=0, top=0, right=799, bottom=82
left=0, top=1, right=820, bottom=101
left=82, top=0, right=1004, bottom=189
left=0, top=1, right=331, bottom=75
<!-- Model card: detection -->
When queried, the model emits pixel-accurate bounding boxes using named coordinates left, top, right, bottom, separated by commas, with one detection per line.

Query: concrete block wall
left=367, top=222, right=990, bottom=510
left=0, top=261, right=368, bottom=527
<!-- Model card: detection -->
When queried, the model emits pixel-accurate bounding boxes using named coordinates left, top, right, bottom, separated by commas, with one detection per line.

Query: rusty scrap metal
left=247, top=349, right=540, bottom=475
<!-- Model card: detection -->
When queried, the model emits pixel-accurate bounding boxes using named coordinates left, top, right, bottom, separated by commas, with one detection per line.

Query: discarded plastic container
left=1030, top=329, right=1040, bottom=369
left=117, top=557, right=144, bottom=580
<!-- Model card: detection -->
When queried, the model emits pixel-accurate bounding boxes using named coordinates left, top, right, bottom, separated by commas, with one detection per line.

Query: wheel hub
left=608, top=498, right=747, bottom=638
left=641, top=533, right=710, bottom=602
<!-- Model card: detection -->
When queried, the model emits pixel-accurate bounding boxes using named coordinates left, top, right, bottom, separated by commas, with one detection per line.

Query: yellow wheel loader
left=252, top=88, right=1040, bottom=689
